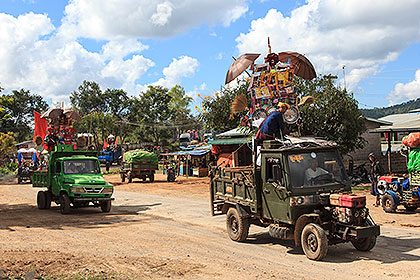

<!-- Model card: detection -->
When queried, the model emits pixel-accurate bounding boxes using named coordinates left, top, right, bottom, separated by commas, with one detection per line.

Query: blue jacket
left=258, top=111, right=285, bottom=137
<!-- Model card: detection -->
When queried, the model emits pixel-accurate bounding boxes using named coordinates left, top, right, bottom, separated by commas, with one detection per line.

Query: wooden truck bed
left=210, top=166, right=259, bottom=215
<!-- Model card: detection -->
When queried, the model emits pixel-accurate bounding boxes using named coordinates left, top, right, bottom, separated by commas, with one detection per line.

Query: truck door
left=52, top=161, right=62, bottom=195
left=261, top=155, right=289, bottom=222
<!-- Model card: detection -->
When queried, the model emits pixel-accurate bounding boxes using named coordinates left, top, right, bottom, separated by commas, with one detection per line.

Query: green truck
left=210, top=137, right=380, bottom=260
left=120, top=150, right=158, bottom=183
left=32, top=145, right=114, bottom=214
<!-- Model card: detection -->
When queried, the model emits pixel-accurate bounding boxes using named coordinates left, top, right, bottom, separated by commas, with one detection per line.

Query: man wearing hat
left=256, top=103, right=290, bottom=140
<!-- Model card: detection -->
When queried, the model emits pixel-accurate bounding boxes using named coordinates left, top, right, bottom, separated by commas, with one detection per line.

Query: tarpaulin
left=124, top=150, right=158, bottom=165
left=408, top=146, right=420, bottom=172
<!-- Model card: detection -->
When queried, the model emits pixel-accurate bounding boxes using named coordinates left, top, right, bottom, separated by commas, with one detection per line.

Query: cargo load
left=123, top=150, right=158, bottom=165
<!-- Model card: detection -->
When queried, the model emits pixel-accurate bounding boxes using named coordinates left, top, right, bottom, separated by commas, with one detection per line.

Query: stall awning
left=210, top=137, right=251, bottom=145
left=161, top=149, right=210, bottom=156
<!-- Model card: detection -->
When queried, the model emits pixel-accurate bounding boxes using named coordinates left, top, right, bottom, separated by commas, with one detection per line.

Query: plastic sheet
left=124, top=150, right=158, bottom=165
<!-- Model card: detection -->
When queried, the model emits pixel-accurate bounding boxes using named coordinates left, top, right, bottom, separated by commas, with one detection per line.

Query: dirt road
left=1, top=174, right=420, bottom=279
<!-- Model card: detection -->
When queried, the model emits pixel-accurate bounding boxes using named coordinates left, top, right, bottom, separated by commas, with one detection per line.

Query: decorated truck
left=210, top=137, right=380, bottom=260
left=32, top=145, right=114, bottom=214
left=120, top=150, right=158, bottom=183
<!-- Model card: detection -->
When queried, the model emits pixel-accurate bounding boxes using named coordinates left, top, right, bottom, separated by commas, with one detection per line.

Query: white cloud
left=387, top=70, right=420, bottom=104
left=63, top=0, right=248, bottom=40
left=215, top=53, right=223, bottom=60
left=0, top=13, right=155, bottom=101
left=236, top=0, right=420, bottom=91
left=153, top=56, right=200, bottom=88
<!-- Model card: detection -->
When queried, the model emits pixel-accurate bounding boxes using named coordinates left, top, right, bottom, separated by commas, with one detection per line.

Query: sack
left=402, top=133, right=420, bottom=148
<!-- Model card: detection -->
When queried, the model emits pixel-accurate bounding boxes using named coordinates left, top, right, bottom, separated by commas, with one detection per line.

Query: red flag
left=33, top=110, right=47, bottom=144
left=103, top=141, right=109, bottom=150
left=115, top=137, right=118, bottom=146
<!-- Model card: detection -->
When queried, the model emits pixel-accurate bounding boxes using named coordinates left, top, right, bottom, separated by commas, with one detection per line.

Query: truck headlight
left=290, top=196, right=305, bottom=206
left=102, top=187, right=113, bottom=194
left=71, top=186, right=85, bottom=193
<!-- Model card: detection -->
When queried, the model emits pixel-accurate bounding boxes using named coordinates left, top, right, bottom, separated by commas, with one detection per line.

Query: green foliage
left=199, top=82, right=250, bottom=132
left=0, top=89, right=48, bottom=142
left=294, top=76, right=366, bottom=154
left=361, top=98, right=420, bottom=118
left=71, top=81, right=131, bottom=148
left=0, top=132, right=16, bottom=156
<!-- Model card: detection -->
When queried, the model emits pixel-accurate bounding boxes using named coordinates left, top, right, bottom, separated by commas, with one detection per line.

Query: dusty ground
left=0, top=173, right=420, bottom=279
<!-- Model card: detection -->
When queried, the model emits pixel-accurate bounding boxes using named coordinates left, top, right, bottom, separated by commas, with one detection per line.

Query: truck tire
left=106, top=161, right=110, bottom=172
left=59, top=193, right=71, bottom=214
left=404, top=205, right=418, bottom=212
left=121, top=173, right=126, bottom=182
left=37, top=191, right=46, bottom=209
left=128, top=174, right=133, bottom=183
left=100, top=200, right=112, bottom=213
left=351, top=235, right=377, bottom=251
left=226, top=207, right=249, bottom=242
left=149, top=173, right=155, bottom=183
left=382, top=194, right=397, bottom=213
left=44, top=191, right=52, bottom=209
left=301, top=223, right=328, bottom=261
left=18, top=177, right=22, bottom=184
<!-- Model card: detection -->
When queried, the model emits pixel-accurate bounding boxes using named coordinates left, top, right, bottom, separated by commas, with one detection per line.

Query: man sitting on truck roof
left=256, top=103, right=290, bottom=140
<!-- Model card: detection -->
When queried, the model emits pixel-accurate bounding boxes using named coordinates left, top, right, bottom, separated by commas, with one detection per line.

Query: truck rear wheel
left=100, top=200, right=112, bottom=213
left=149, top=173, right=155, bottom=183
left=106, top=161, right=110, bottom=172
left=382, top=194, right=397, bottom=213
left=351, top=236, right=376, bottom=251
left=121, top=173, right=126, bottom=182
left=59, top=193, right=71, bottom=214
left=226, top=207, right=249, bottom=242
left=128, top=174, right=133, bottom=183
left=44, top=191, right=52, bottom=209
left=301, top=223, right=328, bottom=261
left=37, top=191, right=46, bottom=209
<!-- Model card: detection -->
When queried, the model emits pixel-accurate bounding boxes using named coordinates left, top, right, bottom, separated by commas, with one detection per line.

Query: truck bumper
left=73, top=197, right=115, bottom=202
left=349, top=225, right=380, bottom=239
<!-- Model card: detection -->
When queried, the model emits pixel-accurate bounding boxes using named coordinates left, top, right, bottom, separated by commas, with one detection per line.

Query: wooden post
left=387, top=134, right=392, bottom=174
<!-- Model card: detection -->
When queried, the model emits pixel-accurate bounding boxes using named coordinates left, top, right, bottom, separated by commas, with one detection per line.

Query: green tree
left=294, top=76, right=366, bottom=154
left=0, top=132, right=16, bottom=157
left=0, top=89, right=48, bottom=142
left=71, top=81, right=132, bottom=148
left=199, top=82, right=249, bottom=132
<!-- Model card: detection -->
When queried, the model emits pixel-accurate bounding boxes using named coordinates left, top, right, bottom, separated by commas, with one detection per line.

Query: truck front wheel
left=59, top=193, right=71, bottom=214
left=382, top=194, right=397, bottom=213
left=226, top=207, right=249, bottom=242
left=351, top=236, right=377, bottom=251
left=100, top=200, right=112, bottom=213
left=121, top=173, right=126, bottom=182
left=44, top=191, right=52, bottom=209
left=37, top=191, right=46, bottom=209
left=149, top=173, right=155, bottom=183
left=106, top=161, right=111, bottom=172
left=301, top=223, right=328, bottom=261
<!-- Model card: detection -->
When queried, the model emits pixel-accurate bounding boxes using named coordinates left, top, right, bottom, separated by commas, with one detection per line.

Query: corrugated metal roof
left=374, top=112, right=420, bottom=131
left=216, top=128, right=252, bottom=138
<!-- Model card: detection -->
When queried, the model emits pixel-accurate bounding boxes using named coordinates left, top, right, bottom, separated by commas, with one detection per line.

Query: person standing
left=368, top=153, right=384, bottom=206
left=256, top=103, right=290, bottom=140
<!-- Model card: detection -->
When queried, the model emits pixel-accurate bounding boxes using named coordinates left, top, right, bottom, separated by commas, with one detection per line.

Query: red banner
left=33, top=110, right=47, bottom=144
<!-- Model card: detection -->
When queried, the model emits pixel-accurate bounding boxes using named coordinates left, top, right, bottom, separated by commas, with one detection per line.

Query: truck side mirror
left=272, top=164, right=282, bottom=181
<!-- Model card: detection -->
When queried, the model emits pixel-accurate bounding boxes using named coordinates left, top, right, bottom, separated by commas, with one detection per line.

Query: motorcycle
left=166, top=166, right=176, bottom=182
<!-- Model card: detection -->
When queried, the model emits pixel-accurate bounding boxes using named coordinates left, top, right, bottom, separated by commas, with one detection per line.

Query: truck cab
left=33, top=145, right=114, bottom=214
left=98, top=147, right=122, bottom=171
left=210, top=137, right=379, bottom=260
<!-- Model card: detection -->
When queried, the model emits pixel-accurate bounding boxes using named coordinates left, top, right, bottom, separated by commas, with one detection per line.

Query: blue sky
left=1, top=0, right=420, bottom=111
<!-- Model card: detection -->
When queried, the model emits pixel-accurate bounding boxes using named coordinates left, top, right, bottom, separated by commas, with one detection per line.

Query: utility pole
left=342, top=65, right=346, bottom=90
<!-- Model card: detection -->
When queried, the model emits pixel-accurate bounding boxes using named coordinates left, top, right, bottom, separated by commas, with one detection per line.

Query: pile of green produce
left=407, top=146, right=420, bottom=173
left=123, top=150, right=158, bottom=165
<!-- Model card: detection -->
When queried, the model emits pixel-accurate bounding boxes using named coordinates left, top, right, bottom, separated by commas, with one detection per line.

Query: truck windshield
left=63, top=159, right=100, bottom=174
left=287, top=151, right=347, bottom=188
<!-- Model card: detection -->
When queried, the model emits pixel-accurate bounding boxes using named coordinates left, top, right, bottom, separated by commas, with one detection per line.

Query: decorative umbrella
left=225, top=53, right=260, bottom=84
left=40, top=108, right=63, bottom=119
left=63, top=109, right=82, bottom=121
left=277, top=51, right=316, bottom=80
